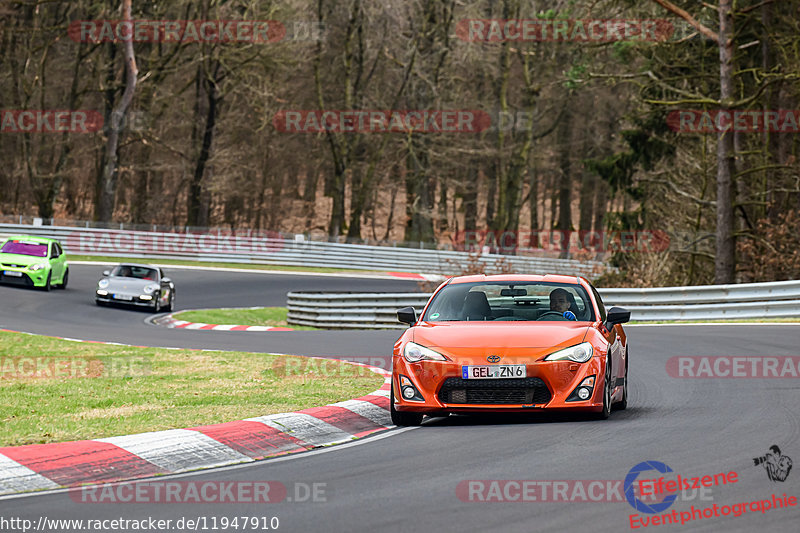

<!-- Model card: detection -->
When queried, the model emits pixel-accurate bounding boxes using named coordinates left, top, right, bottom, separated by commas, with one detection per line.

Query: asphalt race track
left=1, top=265, right=799, bottom=532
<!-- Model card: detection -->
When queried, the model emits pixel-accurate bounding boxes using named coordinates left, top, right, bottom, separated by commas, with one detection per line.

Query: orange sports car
left=391, top=274, right=630, bottom=426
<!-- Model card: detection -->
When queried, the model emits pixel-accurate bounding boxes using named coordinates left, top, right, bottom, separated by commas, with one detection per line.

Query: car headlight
left=143, top=284, right=159, bottom=294
left=403, top=342, right=448, bottom=363
left=28, top=263, right=47, bottom=271
left=98, top=279, right=109, bottom=289
left=544, top=342, right=593, bottom=363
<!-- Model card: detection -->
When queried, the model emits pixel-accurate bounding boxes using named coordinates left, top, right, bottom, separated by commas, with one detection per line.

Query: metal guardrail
left=287, top=280, right=800, bottom=328
left=0, top=223, right=606, bottom=277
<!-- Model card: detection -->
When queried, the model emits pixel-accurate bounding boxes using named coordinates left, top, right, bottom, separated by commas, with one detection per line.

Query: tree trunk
left=556, top=104, right=573, bottom=232
left=715, top=0, right=736, bottom=284
left=95, top=0, right=137, bottom=222
left=187, top=61, right=220, bottom=228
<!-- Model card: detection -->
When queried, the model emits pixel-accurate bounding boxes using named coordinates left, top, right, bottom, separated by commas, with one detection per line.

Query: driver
left=549, top=288, right=571, bottom=313
left=549, top=288, right=577, bottom=320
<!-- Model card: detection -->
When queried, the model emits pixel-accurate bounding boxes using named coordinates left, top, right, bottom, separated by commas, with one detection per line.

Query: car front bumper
left=0, top=267, right=48, bottom=287
left=392, top=355, right=607, bottom=414
left=96, top=290, right=156, bottom=307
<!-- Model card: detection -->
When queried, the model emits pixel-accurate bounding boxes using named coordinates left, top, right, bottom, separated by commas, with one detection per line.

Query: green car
left=0, top=235, right=69, bottom=290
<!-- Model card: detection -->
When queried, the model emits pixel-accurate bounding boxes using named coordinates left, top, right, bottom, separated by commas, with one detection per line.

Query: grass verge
left=172, top=307, right=317, bottom=330
left=68, top=255, right=385, bottom=275
left=0, top=331, right=383, bottom=446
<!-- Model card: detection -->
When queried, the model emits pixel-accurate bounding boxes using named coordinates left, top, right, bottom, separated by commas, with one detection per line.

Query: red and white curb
left=0, top=332, right=394, bottom=496
left=155, top=314, right=293, bottom=332
left=385, top=272, right=443, bottom=282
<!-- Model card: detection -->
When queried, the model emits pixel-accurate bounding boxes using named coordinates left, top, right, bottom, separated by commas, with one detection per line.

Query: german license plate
left=114, top=294, right=133, bottom=301
left=3, top=271, right=22, bottom=277
left=462, top=365, right=526, bottom=379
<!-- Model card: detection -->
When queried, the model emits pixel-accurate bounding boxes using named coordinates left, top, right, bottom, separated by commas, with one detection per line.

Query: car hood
left=103, top=278, right=155, bottom=291
left=412, top=322, right=589, bottom=352
left=0, top=253, right=47, bottom=266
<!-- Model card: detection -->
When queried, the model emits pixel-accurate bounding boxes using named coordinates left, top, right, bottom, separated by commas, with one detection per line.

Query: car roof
left=448, top=274, right=581, bottom=284
left=115, top=263, right=160, bottom=269
left=2, top=235, right=59, bottom=244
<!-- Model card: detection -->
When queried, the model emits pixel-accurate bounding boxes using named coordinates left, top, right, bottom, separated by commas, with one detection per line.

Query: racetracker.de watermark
left=64, top=229, right=283, bottom=256
left=454, top=230, right=670, bottom=254
left=68, top=20, right=303, bottom=43
left=273, top=110, right=491, bottom=133
left=0, top=356, right=150, bottom=379
left=456, top=19, right=674, bottom=42
left=1, top=110, right=103, bottom=133
left=271, top=356, right=391, bottom=377
left=667, top=110, right=800, bottom=133
left=69, top=480, right=327, bottom=504
left=456, top=479, right=712, bottom=503
left=666, top=356, right=800, bottom=378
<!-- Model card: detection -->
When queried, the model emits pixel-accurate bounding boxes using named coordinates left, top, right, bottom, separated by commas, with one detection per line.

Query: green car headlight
left=28, top=263, right=48, bottom=271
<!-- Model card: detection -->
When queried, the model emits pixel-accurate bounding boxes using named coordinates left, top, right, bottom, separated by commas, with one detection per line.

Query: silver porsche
left=95, top=263, right=175, bottom=312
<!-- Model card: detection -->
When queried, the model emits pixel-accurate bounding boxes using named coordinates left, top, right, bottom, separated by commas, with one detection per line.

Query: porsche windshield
left=423, top=281, right=595, bottom=322
left=111, top=265, right=158, bottom=280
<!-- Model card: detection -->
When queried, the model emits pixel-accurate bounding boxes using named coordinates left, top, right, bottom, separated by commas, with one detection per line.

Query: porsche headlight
left=98, top=279, right=109, bottom=289
left=28, top=263, right=47, bottom=271
left=403, top=342, right=448, bottom=363
left=544, top=342, right=593, bottom=363
left=143, top=284, right=159, bottom=294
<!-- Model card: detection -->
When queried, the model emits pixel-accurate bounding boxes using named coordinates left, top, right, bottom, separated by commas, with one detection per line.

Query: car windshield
left=111, top=265, right=158, bottom=280
left=422, top=281, right=595, bottom=322
left=0, top=240, right=48, bottom=257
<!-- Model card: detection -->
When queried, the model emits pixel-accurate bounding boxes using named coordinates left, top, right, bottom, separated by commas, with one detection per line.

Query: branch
left=650, top=0, right=720, bottom=44
left=638, top=178, right=716, bottom=206
left=737, top=0, right=779, bottom=15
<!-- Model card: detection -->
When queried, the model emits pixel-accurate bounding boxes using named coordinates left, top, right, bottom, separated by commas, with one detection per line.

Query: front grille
left=0, top=273, right=33, bottom=286
left=438, top=377, right=551, bottom=405
left=1, top=264, right=25, bottom=268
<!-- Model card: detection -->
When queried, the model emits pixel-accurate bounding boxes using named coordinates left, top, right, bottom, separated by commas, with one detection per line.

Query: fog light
left=567, top=375, right=597, bottom=402
left=402, top=386, right=416, bottom=399
left=140, top=295, right=153, bottom=301
left=96, top=290, right=108, bottom=296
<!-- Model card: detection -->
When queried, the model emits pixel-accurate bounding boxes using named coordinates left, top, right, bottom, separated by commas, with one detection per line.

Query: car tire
left=594, top=361, right=612, bottom=420
left=164, top=291, right=174, bottom=312
left=58, top=268, right=69, bottom=290
left=43, top=272, right=52, bottom=291
left=613, top=348, right=629, bottom=411
left=390, top=386, right=423, bottom=427
left=153, top=293, right=161, bottom=313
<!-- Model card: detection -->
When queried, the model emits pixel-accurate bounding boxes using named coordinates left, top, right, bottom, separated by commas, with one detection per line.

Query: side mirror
left=162, top=277, right=172, bottom=284
left=102, top=270, right=110, bottom=276
left=605, top=307, right=631, bottom=330
left=397, top=306, right=417, bottom=326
